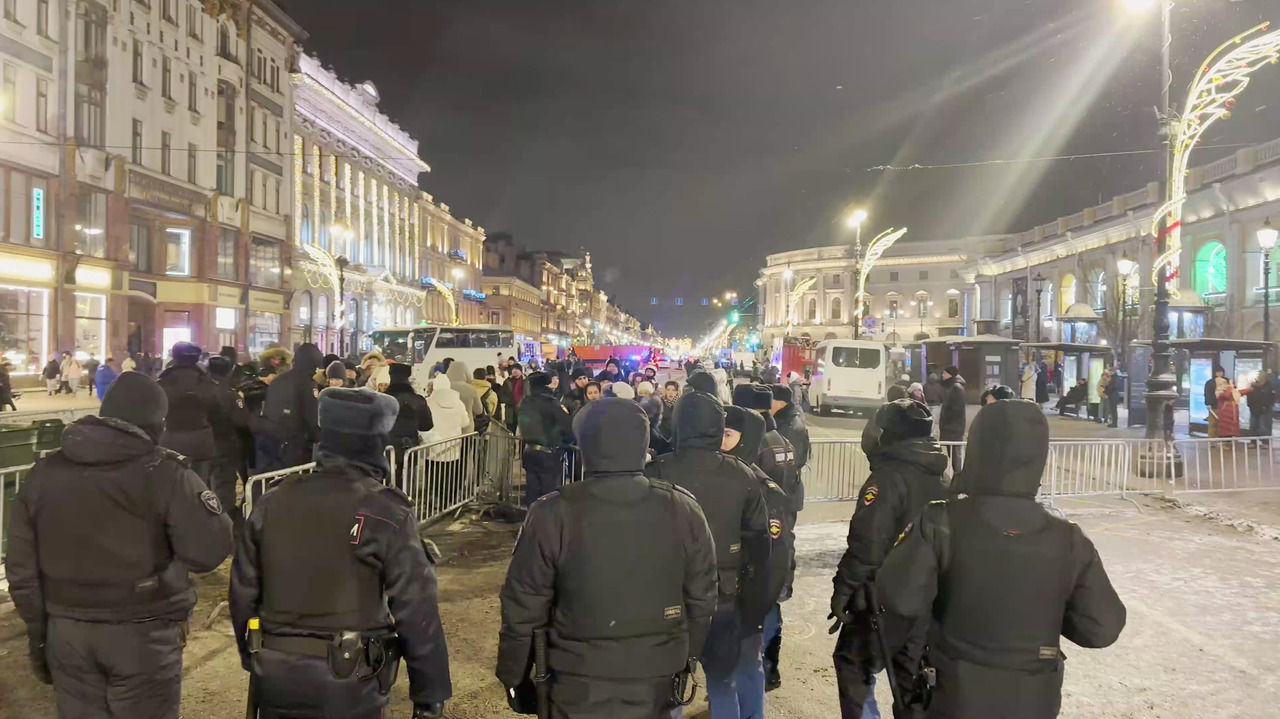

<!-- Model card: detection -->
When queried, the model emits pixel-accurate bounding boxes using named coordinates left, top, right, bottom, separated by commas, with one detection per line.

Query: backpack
left=474, top=388, right=497, bottom=435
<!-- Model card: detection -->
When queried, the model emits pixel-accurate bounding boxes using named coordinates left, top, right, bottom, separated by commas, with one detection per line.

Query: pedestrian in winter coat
left=1020, top=362, right=1037, bottom=401
left=877, top=400, right=1126, bottom=719
left=361, top=351, right=391, bottom=392
left=157, top=342, right=223, bottom=481
left=831, top=399, right=948, bottom=719
left=423, top=373, right=473, bottom=461
left=445, top=360, right=485, bottom=420
left=385, top=363, right=433, bottom=478
left=659, top=380, right=679, bottom=439
left=260, top=343, right=324, bottom=470
left=594, top=358, right=623, bottom=383
left=907, top=382, right=925, bottom=404
left=938, top=366, right=967, bottom=442
left=0, top=359, right=13, bottom=411
left=923, top=373, right=944, bottom=406
left=471, top=367, right=499, bottom=417
left=1246, top=371, right=1276, bottom=437
left=60, top=353, right=83, bottom=394
left=83, top=354, right=100, bottom=397
left=42, top=358, right=60, bottom=396
left=93, top=359, right=118, bottom=403
left=120, top=354, right=137, bottom=373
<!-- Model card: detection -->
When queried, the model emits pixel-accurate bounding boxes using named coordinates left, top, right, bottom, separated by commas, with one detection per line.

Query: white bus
left=369, top=324, right=519, bottom=390
left=810, top=339, right=889, bottom=416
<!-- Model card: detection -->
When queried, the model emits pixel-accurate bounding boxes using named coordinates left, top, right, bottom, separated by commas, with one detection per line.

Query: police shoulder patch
left=199, top=490, right=223, bottom=515
left=768, top=518, right=783, bottom=539
left=862, top=485, right=879, bottom=506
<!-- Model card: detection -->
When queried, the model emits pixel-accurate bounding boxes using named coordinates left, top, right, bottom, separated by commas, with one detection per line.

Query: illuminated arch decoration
left=1152, top=23, right=1280, bottom=298
left=1193, top=241, right=1228, bottom=298
left=854, top=227, right=908, bottom=326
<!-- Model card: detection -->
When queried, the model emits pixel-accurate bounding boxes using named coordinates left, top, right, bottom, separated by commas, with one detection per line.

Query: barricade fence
left=0, top=463, right=36, bottom=563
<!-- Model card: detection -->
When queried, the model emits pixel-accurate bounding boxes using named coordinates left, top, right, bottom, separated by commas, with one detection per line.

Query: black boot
left=764, top=631, right=782, bottom=691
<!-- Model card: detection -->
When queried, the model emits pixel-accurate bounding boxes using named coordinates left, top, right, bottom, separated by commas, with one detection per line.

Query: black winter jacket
left=157, top=364, right=222, bottom=461
left=773, top=404, right=811, bottom=471
left=262, top=344, right=324, bottom=446
left=386, top=381, right=433, bottom=448
left=939, top=375, right=968, bottom=441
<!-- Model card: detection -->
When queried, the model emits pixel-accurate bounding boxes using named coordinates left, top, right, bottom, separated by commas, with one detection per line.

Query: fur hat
left=686, top=371, right=718, bottom=396
left=318, top=387, right=399, bottom=436
left=636, top=381, right=655, bottom=397
left=769, top=383, right=793, bottom=403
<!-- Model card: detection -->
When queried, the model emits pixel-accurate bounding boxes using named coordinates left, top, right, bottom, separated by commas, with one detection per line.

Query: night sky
left=283, top=0, right=1279, bottom=337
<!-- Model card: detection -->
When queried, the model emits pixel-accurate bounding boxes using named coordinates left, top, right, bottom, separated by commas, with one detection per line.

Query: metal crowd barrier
left=0, top=463, right=36, bottom=563
left=400, top=434, right=482, bottom=526
left=241, top=445, right=397, bottom=519
left=1169, top=437, right=1277, bottom=493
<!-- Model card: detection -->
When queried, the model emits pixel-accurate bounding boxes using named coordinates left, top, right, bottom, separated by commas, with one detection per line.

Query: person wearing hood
left=93, top=357, right=118, bottom=400
left=637, top=383, right=671, bottom=457
left=498, top=364, right=526, bottom=432
left=157, top=341, right=222, bottom=480
left=423, top=373, right=474, bottom=465
left=497, top=399, right=717, bottom=719
left=829, top=399, right=948, bottom=719
left=258, top=346, right=291, bottom=375
left=517, top=371, right=573, bottom=505
left=386, top=363, right=433, bottom=481
left=42, top=356, right=60, bottom=395
left=471, top=367, right=499, bottom=433
left=770, top=384, right=811, bottom=473
left=231, top=388, right=452, bottom=719
left=939, top=366, right=967, bottom=472
left=207, top=356, right=252, bottom=538
left=594, top=358, right=623, bottom=383
left=685, top=369, right=718, bottom=397
left=722, top=405, right=796, bottom=711
left=980, top=384, right=1017, bottom=405
left=877, top=400, right=1126, bottom=719
left=645, top=392, right=771, bottom=719
left=710, top=366, right=734, bottom=405
left=444, top=360, right=485, bottom=421
left=261, top=342, right=325, bottom=470
left=659, top=380, right=680, bottom=438
left=5, top=372, right=232, bottom=716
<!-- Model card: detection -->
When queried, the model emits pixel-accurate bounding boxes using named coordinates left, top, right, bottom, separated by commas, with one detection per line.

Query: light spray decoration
left=1151, top=22, right=1280, bottom=297
left=784, top=276, right=816, bottom=336
left=854, top=227, right=909, bottom=327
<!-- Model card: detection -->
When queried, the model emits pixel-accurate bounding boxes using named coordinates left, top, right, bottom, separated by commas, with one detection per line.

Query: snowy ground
left=2, top=491, right=1278, bottom=718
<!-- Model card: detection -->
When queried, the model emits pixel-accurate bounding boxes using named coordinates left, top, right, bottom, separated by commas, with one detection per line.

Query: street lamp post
left=1146, top=0, right=1177, bottom=442
left=1259, top=219, right=1278, bottom=344
left=1033, top=272, right=1046, bottom=343
left=335, top=255, right=350, bottom=357
left=847, top=209, right=868, bottom=338
left=1117, top=255, right=1138, bottom=369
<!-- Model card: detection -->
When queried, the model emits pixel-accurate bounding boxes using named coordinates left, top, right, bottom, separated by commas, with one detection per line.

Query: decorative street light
left=1258, top=219, right=1277, bottom=344
left=1032, top=272, right=1046, bottom=342
left=1116, top=255, right=1138, bottom=367
left=847, top=208, right=868, bottom=338
left=335, top=255, right=350, bottom=357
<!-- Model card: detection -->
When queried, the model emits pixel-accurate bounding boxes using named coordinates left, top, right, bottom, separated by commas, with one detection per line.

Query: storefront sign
left=129, top=170, right=208, bottom=218
left=0, top=253, right=55, bottom=284
left=156, top=280, right=207, bottom=304
left=212, top=284, right=242, bottom=307
left=248, top=289, right=285, bottom=314
left=31, top=188, right=44, bottom=240
left=74, top=264, right=112, bottom=289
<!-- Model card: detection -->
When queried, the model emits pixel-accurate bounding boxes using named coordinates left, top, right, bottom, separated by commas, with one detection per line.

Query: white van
left=810, top=340, right=888, bottom=416
left=369, top=324, right=519, bottom=391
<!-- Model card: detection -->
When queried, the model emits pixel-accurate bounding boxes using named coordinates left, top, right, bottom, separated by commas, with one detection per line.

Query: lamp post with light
left=1259, top=219, right=1277, bottom=344
left=1116, top=255, right=1137, bottom=369
left=1032, top=272, right=1046, bottom=342
left=847, top=209, right=868, bottom=338
left=335, top=255, right=350, bottom=357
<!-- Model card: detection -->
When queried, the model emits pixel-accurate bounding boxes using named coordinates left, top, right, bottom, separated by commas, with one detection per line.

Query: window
left=132, top=39, right=144, bottom=85
left=888, top=271, right=899, bottom=282
left=35, top=78, right=48, bottom=133
left=76, top=190, right=106, bottom=257
left=316, top=294, right=329, bottom=328
left=247, top=312, right=281, bottom=355
left=253, top=48, right=265, bottom=82
left=319, top=209, right=330, bottom=250
left=248, top=238, right=281, bottom=288
left=0, top=286, right=50, bottom=376
left=131, top=119, right=142, bottom=164
left=187, top=143, right=196, bottom=184
left=830, top=347, right=881, bottom=369
left=215, top=227, right=237, bottom=280
left=248, top=105, right=256, bottom=143
left=1058, top=274, right=1077, bottom=314
left=806, top=297, right=817, bottom=321
left=215, top=150, right=232, bottom=194
left=3, top=0, right=15, bottom=22
left=830, top=297, right=842, bottom=321
left=129, top=220, right=152, bottom=272
left=887, top=297, right=899, bottom=319
left=915, top=292, right=931, bottom=318
left=1194, top=242, right=1228, bottom=297
left=919, top=270, right=929, bottom=281
left=164, top=227, right=191, bottom=276
left=161, top=56, right=172, bottom=99
left=829, top=273, right=843, bottom=288
left=217, top=23, right=233, bottom=61
left=186, top=73, right=197, bottom=112
left=269, top=59, right=279, bottom=92
left=74, top=293, right=107, bottom=359
left=36, top=0, right=48, bottom=37
left=1, top=64, right=15, bottom=123
left=186, top=3, right=201, bottom=39
left=75, top=85, right=104, bottom=147
left=161, top=0, right=176, bottom=23
left=79, top=4, right=106, bottom=61
left=300, top=203, right=311, bottom=243
left=948, top=298, right=960, bottom=318
left=160, top=131, right=171, bottom=175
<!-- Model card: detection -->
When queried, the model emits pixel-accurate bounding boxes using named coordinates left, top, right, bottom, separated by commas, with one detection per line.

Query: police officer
left=207, top=355, right=251, bottom=537
left=5, top=372, right=232, bottom=718
left=876, top=400, right=1127, bottom=718
left=496, top=398, right=718, bottom=719
left=157, top=341, right=222, bottom=480
left=829, top=399, right=948, bottom=719
left=517, top=371, right=573, bottom=505
left=733, top=383, right=800, bottom=689
left=230, top=387, right=451, bottom=719
left=261, top=342, right=324, bottom=470
left=769, top=383, right=811, bottom=473
left=645, top=391, right=771, bottom=719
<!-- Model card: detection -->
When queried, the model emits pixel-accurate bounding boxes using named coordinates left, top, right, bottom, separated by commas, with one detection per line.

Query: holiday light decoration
left=854, top=227, right=909, bottom=324
left=1151, top=22, right=1280, bottom=296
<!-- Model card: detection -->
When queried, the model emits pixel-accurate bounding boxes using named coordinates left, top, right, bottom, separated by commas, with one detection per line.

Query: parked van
left=810, top=339, right=888, bottom=416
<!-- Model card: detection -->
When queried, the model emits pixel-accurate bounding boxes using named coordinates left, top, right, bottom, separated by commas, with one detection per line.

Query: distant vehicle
left=810, top=339, right=888, bottom=416
left=571, top=344, right=659, bottom=370
left=771, top=336, right=818, bottom=380
left=369, top=324, right=518, bottom=390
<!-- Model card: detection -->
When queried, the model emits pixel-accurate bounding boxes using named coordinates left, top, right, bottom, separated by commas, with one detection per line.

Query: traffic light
left=729, top=310, right=740, bottom=323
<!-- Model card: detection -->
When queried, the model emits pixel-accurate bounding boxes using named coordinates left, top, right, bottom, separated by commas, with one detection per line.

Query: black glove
left=412, top=702, right=444, bottom=719
left=505, top=677, right=538, bottom=714
left=28, top=632, right=52, bottom=686
left=828, top=585, right=856, bottom=633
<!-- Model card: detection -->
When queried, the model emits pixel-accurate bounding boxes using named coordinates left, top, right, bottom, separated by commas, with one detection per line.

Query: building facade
left=482, top=274, right=542, bottom=359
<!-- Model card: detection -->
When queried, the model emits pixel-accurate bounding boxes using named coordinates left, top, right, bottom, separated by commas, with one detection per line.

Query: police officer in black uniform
left=5, top=371, right=233, bottom=718
left=261, top=342, right=324, bottom=470
left=769, top=383, right=811, bottom=473
left=877, top=400, right=1126, bottom=719
left=157, top=341, right=222, bottom=481
left=829, top=399, right=948, bottom=719
left=207, top=355, right=251, bottom=536
left=230, top=387, right=451, bottom=719
left=733, top=383, right=800, bottom=689
left=517, top=371, right=573, bottom=505
left=497, top=398, right=717, bottom=719
left=645, top=391, right=771, bottom=717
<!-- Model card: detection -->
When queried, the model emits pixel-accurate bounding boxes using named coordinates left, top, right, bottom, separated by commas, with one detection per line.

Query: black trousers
left=833, top=611, right=928, bottom=719
left=251, top=649, right=388, bottom=719
left=46, top=616, right=186, bottom=719
left=550, top=672, right=680, bottom=719
left=522, top=448, right=564, bottom=505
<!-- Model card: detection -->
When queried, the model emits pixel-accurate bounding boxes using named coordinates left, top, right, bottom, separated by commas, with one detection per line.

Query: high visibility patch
left=862, top=485, right=879, bottom=506
left=350, top=515, right=365, bottom=545
left=729, top=543, right=741, bottom=554
left=895, top=521, right=914, bottom=547
left=663, top=606, right=682, bottom=620
left=199, top=490, right=223, bottom=515
left=1038, top=646, right=1059, bottom=660
left=768, top=518, right=783, bottom=539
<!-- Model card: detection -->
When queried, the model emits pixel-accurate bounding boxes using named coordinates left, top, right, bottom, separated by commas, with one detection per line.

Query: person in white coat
left=423, top=374, right=474, bottom=461
left=1020, top=361, right=1038, bottom=401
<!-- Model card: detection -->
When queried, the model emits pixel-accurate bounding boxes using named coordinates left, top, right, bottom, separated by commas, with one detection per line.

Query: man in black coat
left=938, top=366, right=967, bottom=472
left=207, top=356, right=252, bottom=537
left=496, top=398, right=718, bottom=719
left=385, top=362, right=433, bottom=481
left=517, top=371, right=574, bottom=505
left=5, top=372, right=232, bottom=717
left=157, top=341, right=222, bottom=480
left=769, top=384, right=811, bottom=472
left=830, top=399, right=949, bottom=719
left=560, top=368, right=591, bottom=415
left=877, top=400, right=1126, bottom=719
left=261, top=342, right=324, bottom=470
left=645, top=392, right=771, bottom=718
left=230, top=388, right=452, bottom=719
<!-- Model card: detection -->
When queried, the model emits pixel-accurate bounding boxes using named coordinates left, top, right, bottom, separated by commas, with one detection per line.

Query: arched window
left=217, top=23, right=232, bottom=58
left=295, top=291, right=312, bottom=327
left=1059, top=274, right=1077, bottom=314
left=1195, top=241, right=1228, bottom=297
left=914, top=291, right=931, bottom=318
left=316, top=293, right=329, bottom=328
left=885, top=292, right=901, bottom=319
left=300, top=203, right=312, bottom=244
left=830, top=296, right=842, bottom=321
left=318, top=209, right=330, bottom=251
left=1093, top=270, right=1107, bottom=308
left=1041, top=283, right=1055, bottom=317
left=1121, top=265, right=1140, bottom=306
left=806, top=297, right=817, bottom=321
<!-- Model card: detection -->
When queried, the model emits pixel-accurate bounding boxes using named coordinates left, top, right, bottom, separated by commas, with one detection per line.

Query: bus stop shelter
left=1128, top=338, right=1276, bottom=433
left=1022, top=342, right=1115, bottom=419
left=921, top=334, right=1021, bottom=404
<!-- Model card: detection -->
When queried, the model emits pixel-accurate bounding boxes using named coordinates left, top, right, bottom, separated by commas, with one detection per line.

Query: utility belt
left=247, top=619, right=401, bottom=694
